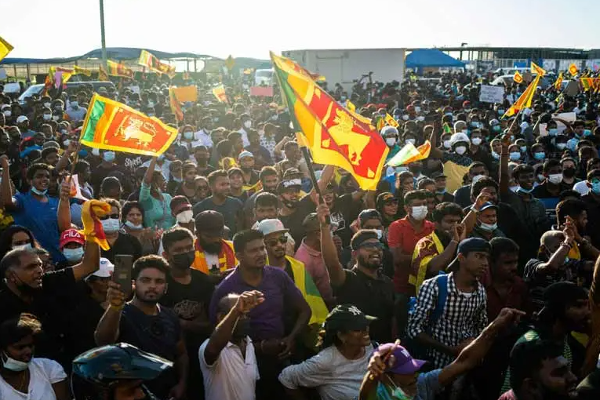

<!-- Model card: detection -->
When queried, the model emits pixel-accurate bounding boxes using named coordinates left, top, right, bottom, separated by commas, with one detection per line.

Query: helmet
left=71, top=343, right=172, bottom=399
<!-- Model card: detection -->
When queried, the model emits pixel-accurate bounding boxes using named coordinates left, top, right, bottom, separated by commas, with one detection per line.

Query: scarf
left=192, top=239, right=236, bottom=275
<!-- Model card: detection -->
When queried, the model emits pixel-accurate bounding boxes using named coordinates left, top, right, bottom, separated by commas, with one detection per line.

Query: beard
left=357, top=253, right=381, bottom=270
left=198, top=237, right=222, bottom=254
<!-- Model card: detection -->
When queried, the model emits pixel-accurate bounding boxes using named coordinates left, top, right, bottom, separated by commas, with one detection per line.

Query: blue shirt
left=209, top=266, right=304, bottom=341
left=12, top=192, right=63, bottom=262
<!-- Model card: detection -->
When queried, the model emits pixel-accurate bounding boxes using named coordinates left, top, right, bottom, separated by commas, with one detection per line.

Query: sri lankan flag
left=347, top=100, right=356, bottom=112
left=80, top=94, right=177, bottom=156
left=98, top=65, right=110, bottom=81
left=74, top=65, right=92, bottom=76
left=0, top=36, right=13, bottom=63
left=513, top=71, right=523, bottom=84
left=212, top=85, right=228, bottom=103
left=385, top=113, right=399, bottom=128
left=569, top=63, right=579, bottom=76
left=80, top=200, right=112, bottom=250
left=107, top=60, right=134, bottom=79
left=554, top=72, right=564, bottom=91
left=168, top=87, right=184, bottom=122
left=271, top=52, right=388, bottom=190
left=138, top=50, right=176, bottom=77
left=386, top=141, right=431, bottom=167
left=503, top=75, right=541, bottom=118
left=531, top=62, right=546, bottom=76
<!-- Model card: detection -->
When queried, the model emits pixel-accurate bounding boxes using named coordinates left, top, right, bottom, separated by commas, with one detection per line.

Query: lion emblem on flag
left=116, top=116, right=157, bottom=147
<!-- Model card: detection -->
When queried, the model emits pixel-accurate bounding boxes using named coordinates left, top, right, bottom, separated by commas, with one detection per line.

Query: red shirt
left=387, top=217, right=435, bottom=294
left=485, top=276, right=531, bottom=321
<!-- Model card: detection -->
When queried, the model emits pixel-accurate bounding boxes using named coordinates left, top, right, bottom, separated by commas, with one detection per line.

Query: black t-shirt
left=193, top=196, right=244, bottom=235
left=101, top=232, right=142, bottom=263
left=160, top=270, right=215, bottom=349
left=0, top=268, right=77, bottom=363
left=333, top=267, right=395, bottom=344
left=279, top=195, right=314, bottom=249
left=90, top=163, right=128, bottom=195
left=329, top=194, right=363, bottom=249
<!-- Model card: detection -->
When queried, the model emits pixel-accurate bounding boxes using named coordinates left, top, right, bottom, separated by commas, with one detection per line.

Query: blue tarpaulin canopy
left=0, top=47, right=218, bottom=65
left=405, top=49, right=465, bottom=69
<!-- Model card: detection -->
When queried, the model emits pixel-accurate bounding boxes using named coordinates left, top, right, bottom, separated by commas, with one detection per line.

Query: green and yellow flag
left=80, top=94, right=177, bottom=156
left=0, top=36, right=13, bottom=63
left=271, top=52, right=388, bottom=190
left=386, top=141, right=431, bottom=167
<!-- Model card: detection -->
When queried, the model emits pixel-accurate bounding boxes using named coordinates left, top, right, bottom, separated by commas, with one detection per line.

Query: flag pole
left=99, top=0, right=108, bottom=69
left=300, top=145, right=331, bottom=225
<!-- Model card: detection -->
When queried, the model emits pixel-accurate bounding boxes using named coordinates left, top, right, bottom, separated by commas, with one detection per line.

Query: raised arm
left=428, top=124, right=444, bottom=159
left=94, top=281, right=126, bottom=345
left=317, top=202, right=347, bottom=286
left=0, top=155, right=17, bottom=210
left=143, top=156, right=157, bottom=186
left=57, top=178, right=72, bottom=232
left=427, top=224, right=464, bottom=274
left=55, top=142, right=78, bottom=173
left=534, top=228, right=574, bottom=274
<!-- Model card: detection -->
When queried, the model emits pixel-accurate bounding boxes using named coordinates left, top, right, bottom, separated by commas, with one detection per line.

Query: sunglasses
left=266, top=236, right=288, bottom=246
left=99, top=214, right=120, bottom=220
left=359, top=242, right=384, bottom=250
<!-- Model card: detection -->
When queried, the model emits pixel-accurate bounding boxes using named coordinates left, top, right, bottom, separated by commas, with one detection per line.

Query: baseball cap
left=16, top=115, right=28, bottom=124
left=277, top=178, right=302, bottom=194
left=194, top=210, right=224, bottom=237
left=376, top=192, right=398, bottom=209
left=447, top=237, right=491, bottom=271
left=323, top=304, right=376, bottom=331
left=238, top=150, right=254, bottom=160
left=59, top=229, right=85, bottom=249
left=302, top=213, right=320, bottom=232
left=85, top=258, right=114, bottom=281
left=350, top=229, right=380, bottom=251
left=381, top=126, right=399, bottom=136
left=376, top=343, right=427, bottom=375
left=282, top=168, right=302, bottom=180
left=478, top=201, right=498, bottom=212
left=256, top=219, right=288, bottom=236
left=170, top=195, right=191, bottom=215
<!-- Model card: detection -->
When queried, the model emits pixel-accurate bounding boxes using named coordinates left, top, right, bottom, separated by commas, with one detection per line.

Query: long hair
left=0, top=225, right=37, bottom=260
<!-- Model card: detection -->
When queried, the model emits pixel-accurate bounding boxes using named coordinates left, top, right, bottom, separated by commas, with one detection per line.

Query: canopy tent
left=0, top=47, right=218, bottom=65
left=405, top=49, right=465, bottom=70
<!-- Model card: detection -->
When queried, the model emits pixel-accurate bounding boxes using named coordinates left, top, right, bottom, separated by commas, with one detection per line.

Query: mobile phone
left=113, top=255, right=133, bottom=297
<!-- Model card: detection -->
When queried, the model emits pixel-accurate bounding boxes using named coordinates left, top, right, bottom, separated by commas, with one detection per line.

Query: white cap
left=16, top=115, right=28, bottom=123
left=450, top=132, right=470, bottom=147
left=85, top=257, right=114, bottom=280
left=256, top=219, right=288, bottom=236
left=380, top=126, right=398, bottom=136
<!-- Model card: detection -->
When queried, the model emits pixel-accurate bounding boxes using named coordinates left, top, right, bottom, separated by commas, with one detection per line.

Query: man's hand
left=106, top=281, right=126, bottom=309
left=452, top=338, right=475, bottom=356
left=0, top=154, right=9, bottom=169
left=278, top=336, right=294, bottom=360
left=168, top=380, right=186, bottom=400
left=501, top=133, right=511, bottom=149
left=234, top=290, right=265, bottom=314
left=473, top=191, right=492, bottom=211
left=452, top=223, right=466, bottom=242
left=489, top=308, right=526, bottom=332
left=565, top=216, right=582, bottom=243
left=367, top=340, right=401, bottom=379
left=316, top=201, right=331, bottom=226
left=60, top=178, right=71, bottom=201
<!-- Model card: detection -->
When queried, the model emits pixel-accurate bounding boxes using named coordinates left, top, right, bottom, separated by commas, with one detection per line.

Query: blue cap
left=478, top=202, right=498, bottom=212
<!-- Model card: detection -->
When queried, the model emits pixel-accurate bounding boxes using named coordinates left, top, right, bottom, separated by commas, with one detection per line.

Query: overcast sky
left=2, top=0, right=599, bottom=60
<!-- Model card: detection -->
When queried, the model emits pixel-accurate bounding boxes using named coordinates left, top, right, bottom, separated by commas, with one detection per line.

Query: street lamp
left=460, top=42, right=468, bottom=61
left=99, top=0, right=107, bottom=68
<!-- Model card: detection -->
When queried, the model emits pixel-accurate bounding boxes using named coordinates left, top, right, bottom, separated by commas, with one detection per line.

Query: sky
left=2, top=0, right=600, bottom=61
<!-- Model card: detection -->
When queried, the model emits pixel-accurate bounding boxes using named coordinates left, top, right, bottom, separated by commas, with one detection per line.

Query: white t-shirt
left=199, top=337, right=259, bottom=400
left=0, top=358, right=66, bottom=400
left=278, top=344, right=374, bottom=400
left=573, top=180, right=590, bottom=196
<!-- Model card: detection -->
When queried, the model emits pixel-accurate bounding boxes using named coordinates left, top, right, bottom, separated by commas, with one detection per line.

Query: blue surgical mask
left=520, top=146, right=527, bottom=153
left=497, top=109, right=505, bottom=115
left=125, top=220, right=143, bottom=230
left=548, top=128, right=558, bottom=136
left=534, top=152, right=546, bottom=160
left=592, top=181, right=600, bottom=195
left=183, top=131, right=194, bottom=140
left=517, top=186, right=535, bottom=194
left=31, top=187, right=47, bottom=196
left=63, top=247, right=84, bottom=263
left=103, top=151, right=115, bottom=162
left=584, top=129, right=592, bottom=137
left=492, top=151, right=500, bottom=160
left=492, top=126, right=501, bottom=133
left=509, top=152, right=521, bottom=161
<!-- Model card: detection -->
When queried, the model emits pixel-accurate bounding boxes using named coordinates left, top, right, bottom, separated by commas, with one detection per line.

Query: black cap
left=276, top=178, right=302, bottom=194
left=323, top=304, right=376, bottom=331
left=447, top=237, right=491, bottom=271
left=543, top=282, right=588, bottom=310
left=358, top=209, right=382, bottom=224
left=376, top=192, right=398, bottom=209
left=194, top=210, right=225, bottom=237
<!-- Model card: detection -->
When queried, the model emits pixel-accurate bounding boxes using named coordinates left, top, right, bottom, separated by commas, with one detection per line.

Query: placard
left=479, top=85, right=505, bottom=103
left=250, top=86, right=274, bottom=97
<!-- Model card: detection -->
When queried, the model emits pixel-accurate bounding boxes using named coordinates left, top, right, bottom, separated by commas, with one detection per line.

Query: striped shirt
left=407, top=272, right=488, bottom=368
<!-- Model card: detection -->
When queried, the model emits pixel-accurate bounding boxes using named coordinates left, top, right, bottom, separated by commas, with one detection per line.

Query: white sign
left=479, top=85, right=505, bottom=104
left=128, top=85, right=140, bottom=94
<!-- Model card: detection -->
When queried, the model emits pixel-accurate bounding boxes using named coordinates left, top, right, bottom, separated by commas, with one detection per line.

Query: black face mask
left=281, top=199, right=298, bottom=209
left=172, top=251, right=195, bottom=270
left=563, top=168, right=576, bottom=178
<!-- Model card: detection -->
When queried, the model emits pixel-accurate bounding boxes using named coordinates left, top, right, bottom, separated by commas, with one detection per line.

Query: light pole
left=99, top=0, right=107, bottom=68
left=460, top=42, right=468, bottom=61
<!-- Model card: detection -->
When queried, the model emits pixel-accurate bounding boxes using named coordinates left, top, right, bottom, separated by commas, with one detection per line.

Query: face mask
left=2, top=353, right=29, bottom=372
left=548, top=128, right=558, bottom=136
left=31, top=187, right=48, bottom=196
left=176, top=210, right=194, bottom=224
left=555, top=142, right=567, bottom=150
left=537, top=174, right=545, bottom=182
left=401, top=115, right=409, bottom=121
left=517, top=186, right=535, bottom=194
left=479, top=222, right=497, bottom=232
left=12, top=243, right=32, bottom=251
left=183, top=131, right=194, bottom=140
left=71, top=101, right=78, bottom=108
left=592, top=181, right=600, bottom=195
left=243, top=120, right=252, bottom=129
left=125, top=220, right=143, bottom=230
left=416, top=116, right=425, bottom=122
left=281, top=199, right=298, bottom=209
left=519, top=146, right=527, bottom=153
left=405, top=138, right=416, bottom=145
left=63, top=247, right=84, bottom=263
left=103, top=151, right=115, bottom=162
left=548, top=173, right=563, bottom=185
left=533, top=152, right=545, bottom=160
left=52, top=115, right=60, bottom=121
left=414, top=106, right=421, bottom=113
left=44, top=102, right=51, bottom=108
left=472, top=137, right=482, bottom=146
left=584, top=129, right=592, bottom=137
left=497, top=109, right=505, bottom=115
left=385, top=138, right=396, bottom=147
left=148, top=101, right=155, bottom=108
left=563, top=168, right=576, bottom=178
left=443, top=140, right=451, bottom=149
left=455, top=146, right=467, bottom=155
left=158, top=154, right=165, bottom=162
left=3, top=110, right=10, bottom=117
left=375, top=229, right=383, bottom=240
left=491, top=151, right=500, bottom=160
left=172, top=250, right=195, bottom=270
left=492, top=125, right=501, bottom=133
left=471, top=121, right=479, bottom=128
left=509, top=152, right=521, bottom=161
left=101, top=218, right=120, bottom=233
left=411, top=205, right=428, bottom=221
left=63, top=139, right=71, bottom=147
left=43, top=114, right=52, bottom=120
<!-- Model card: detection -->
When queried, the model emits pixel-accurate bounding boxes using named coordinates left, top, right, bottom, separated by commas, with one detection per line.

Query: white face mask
left=52, top=115, right=60, bottom=121
left=176, top=210, right=194, bottom=224
left=385, top=137, right=397, bottom=147
left=12, top=243, right=32, bottom=251
left=63, top=247, right=84, bottom=262
left=411, top=205, right=428, bottom=221
left=101, top=218, right=120, bottom=233
left=401, top=115, right=409, bottom=121
left=244, top=120, right=252, bottom=129
left=414, top=106, right=421, bottom=113
left=416, top=116, right=425, bottom=122
left=479, top=222, right=497, bottom=232
left=44, top=102, right=51, bottom=108
left=2, top=353, right=29, bottom=372
left=548, top=173, right=563, bottom=185
left=43, top=114, right=52, bottom=120
left=472, top=174, right=486, bottom=185
left=471, top=137, right=482, bottom=146
left=443, top=140, right=451, bottom=149
left=405, top=138, right=416, bottom=145
left=455, top=146, right=467, bottom=155
left=3, top=110, right=11, bottom=117
left=125, top=220, right=143, bottom=230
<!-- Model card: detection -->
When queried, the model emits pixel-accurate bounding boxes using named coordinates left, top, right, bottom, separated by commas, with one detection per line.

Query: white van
left=254, top=69, right=274, bottom=86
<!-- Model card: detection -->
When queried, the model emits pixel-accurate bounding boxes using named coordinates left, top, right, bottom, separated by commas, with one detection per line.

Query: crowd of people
left=0, top=66, right=600, bottom=400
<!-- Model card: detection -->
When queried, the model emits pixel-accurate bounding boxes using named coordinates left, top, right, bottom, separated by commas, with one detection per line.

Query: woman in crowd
left=120, top=201, right=157, bottom=255
left=0, top=225, right=38, bottom=260
left=139, top=157, right=176, bottom=230
left=174, top=161, right=206, bottom=204
left=0, top=313, right=69, bottom=400
left=278, top=305, right=375, bottom=400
